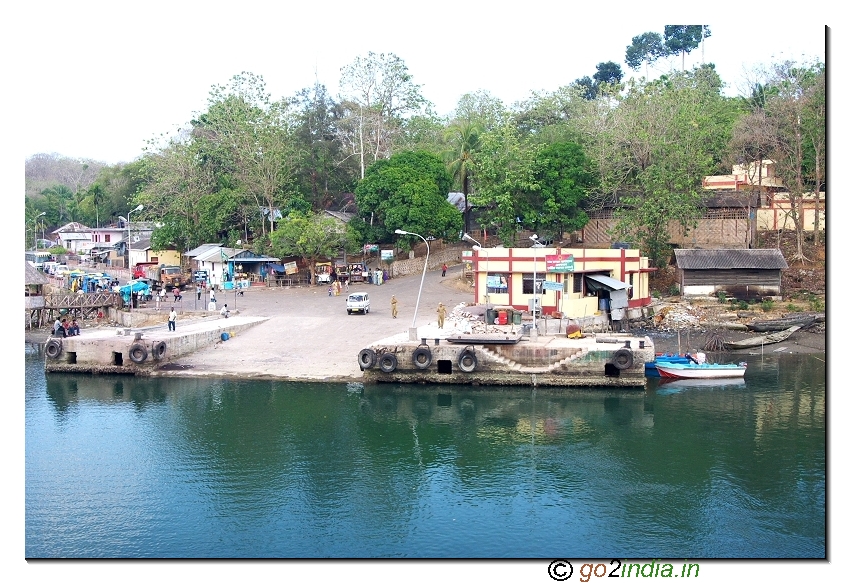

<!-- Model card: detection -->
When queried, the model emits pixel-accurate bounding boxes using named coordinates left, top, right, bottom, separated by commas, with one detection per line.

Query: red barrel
left=498, top=310, right=508, bottom=325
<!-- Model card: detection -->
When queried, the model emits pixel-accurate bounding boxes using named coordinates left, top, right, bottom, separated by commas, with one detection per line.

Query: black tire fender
left=612, top=348, right=634, bottom=370
left=45, top=338, right=62, bottom=359
left=458, top=348, right=477, bottom=373
left=152, top=341, right=167, bottom=360
left=358, top=348, right=377, bottom=370
left=129, top=342, right=148, bottom=364
left=379, top=353, right=398, bottom=373
left=412, top=346, right=432, bottom=369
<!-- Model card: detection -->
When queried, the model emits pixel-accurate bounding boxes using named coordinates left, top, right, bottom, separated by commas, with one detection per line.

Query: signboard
left=545, top=254, right=574, bottom=273
left=284, top=261, right=298, bottom=275
left=461, top=250, right=473, bottom=264
left=363, top=244, right=379, bottom=253
left=542, top=280, right=563, bottom=292
left=193, top=270, right=208, bottom=282
left=381, top=249, right=394, bottom=261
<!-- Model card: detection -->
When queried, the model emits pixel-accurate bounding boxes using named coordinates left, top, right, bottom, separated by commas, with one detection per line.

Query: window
left=522, top=273, right=545, bottom=295
left=573, top=274, right=583, bottom=294
left=104, top=234, right=111, bottom=242
left=486, top=274, right=508, bottom=294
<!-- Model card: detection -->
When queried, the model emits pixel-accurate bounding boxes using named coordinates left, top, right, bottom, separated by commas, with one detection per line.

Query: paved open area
left=146, top=264, right=477, bottom=381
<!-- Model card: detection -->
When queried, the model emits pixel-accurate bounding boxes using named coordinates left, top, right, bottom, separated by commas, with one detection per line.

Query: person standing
left=197, top=285, right=202, bottom=301
left=441, top=263, right=448, bottom=277
left=168, top=307, right=177, bottom=331
left=210, top=288, right=216, bottom=303
left=155, top=291, right=161, bottom=311
left=391, top=295, right=398, bottom=319
left=436, top=302, right=447, bottom=329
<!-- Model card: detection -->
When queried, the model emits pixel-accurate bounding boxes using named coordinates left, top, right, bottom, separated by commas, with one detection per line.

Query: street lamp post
left=33, top=212, right=46, bottom=250
left=119, top=204, right=144, bottom=315
left=395, top=229, right=429, bottom=340
left=462, top=233, right=490, bottom=332
left=530, top=234, right=544, bottom=340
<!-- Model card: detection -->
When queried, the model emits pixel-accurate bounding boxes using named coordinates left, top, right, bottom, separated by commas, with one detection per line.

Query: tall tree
left=529, top=142, right=595, bottom=238
left=443, top=119, right=482, bottom=235
left=663, top=25, right=711, bottom=70
left=269, top=211, right=352, bottom=285
left=625, top=32, right=666, bottom=77
left=338, top=52, right=429, bottom=178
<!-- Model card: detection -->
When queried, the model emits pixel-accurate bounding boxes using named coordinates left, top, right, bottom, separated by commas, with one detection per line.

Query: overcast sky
left=14, top=3, right=830, bottom=165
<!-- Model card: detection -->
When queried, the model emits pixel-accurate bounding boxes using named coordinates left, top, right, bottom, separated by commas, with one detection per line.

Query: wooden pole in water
left=678, top=329, right=681, bottom=354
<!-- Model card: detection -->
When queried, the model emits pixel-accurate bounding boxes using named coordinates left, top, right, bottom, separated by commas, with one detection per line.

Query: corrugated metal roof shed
left=674, top=249, right=788, bottom=270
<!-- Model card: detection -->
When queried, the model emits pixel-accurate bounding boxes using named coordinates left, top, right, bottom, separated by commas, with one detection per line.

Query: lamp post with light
left=462, top=233, right=491, bottom=332
left=33, top=212, right=46, bottom=250
left=529, top=234, right=544, bottom=340
left=119, top=204, right=144, bottom=314
left=394, top=229, right=429, bottom=340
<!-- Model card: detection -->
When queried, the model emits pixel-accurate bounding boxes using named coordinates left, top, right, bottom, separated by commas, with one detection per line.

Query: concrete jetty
left=43, top=316, right=268, bottom=375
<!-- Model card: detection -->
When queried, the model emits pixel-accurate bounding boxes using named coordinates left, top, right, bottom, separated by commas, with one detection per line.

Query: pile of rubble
left=650, top=304, right=707, bottom=331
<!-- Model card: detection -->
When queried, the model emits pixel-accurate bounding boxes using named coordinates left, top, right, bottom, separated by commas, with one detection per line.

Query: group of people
left=389, top=296, right=448, bottom=328
left=52, top=317, right=80, bottom=337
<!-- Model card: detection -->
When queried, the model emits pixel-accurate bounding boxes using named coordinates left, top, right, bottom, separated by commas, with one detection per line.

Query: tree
left=663, top=25, right=711, bottom=70
left=593, top=61, right=624, bottom=86
left=338, top=52, right=429, bottom=179
left=269, top=211, right=351, bottom=286
left=762, top=60, right=825, bottom=261
left=625, top=32, right=666, bottom=76
left=354, top=150, right=461, bottom=242
left=443, top=119, right=481, bottom=235
left=529, top=142, right=595, bottom=238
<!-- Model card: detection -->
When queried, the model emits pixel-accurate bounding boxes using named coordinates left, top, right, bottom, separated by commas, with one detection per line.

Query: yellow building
left=466, top=246, right=652, bottom=319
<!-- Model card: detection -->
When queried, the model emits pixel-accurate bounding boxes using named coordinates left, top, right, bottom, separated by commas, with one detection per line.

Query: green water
left=25, top=345, right=825, bottom=558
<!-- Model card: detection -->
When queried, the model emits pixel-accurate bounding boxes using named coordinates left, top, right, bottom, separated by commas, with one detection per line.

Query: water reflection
left=26, top=350, right=825, bottom=558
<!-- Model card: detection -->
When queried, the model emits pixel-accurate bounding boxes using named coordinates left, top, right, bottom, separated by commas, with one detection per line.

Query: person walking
left=436, top=302, right=447, bottom=329
left=168, top=307, right=177, bottom=331
left=441, top=263, right=448, bottom=277
left=391, top=295, right=398, bottom=319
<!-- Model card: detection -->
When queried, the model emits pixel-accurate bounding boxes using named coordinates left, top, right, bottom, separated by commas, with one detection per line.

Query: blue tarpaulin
left=119, top=280, right=151, bottom=303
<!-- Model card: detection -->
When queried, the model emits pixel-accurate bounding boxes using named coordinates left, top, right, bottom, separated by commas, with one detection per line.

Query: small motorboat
left=645, top=353, right=696, bottom=377
left=654, top=360, right=747, bottom=380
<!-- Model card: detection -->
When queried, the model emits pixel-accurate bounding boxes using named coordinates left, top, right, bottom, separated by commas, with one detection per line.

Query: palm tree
left=443, top=120, right=481, bottom=235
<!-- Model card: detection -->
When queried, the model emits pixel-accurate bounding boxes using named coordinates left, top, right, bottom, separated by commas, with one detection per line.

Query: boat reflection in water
left=654, top=377, right=746, bottom=395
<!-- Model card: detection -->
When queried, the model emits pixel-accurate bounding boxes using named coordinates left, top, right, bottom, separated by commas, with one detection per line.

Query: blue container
left=221, top=332, right=230, bottom=341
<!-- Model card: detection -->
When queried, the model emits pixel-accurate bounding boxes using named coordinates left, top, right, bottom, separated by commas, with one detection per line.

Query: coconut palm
left=443, top=120, right=481, bottom=235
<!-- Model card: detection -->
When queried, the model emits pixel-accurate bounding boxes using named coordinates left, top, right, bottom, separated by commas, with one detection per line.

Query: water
left=24, top=344, right=825, bottom=559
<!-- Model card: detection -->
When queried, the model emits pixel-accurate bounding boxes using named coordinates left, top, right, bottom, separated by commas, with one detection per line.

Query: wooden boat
left=723, top=326, right=801, bottom=350
left=655, top=361, right=747, bottom=379
left=746, top=314, right=815, bottom=332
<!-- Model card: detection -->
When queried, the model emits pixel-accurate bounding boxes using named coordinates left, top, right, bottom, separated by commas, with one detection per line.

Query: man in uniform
left=391, top=295, right=398, bottom=318
left=436, top=302, right=447, bottom=329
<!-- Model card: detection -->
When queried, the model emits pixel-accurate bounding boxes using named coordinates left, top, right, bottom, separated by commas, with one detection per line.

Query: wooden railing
left=45, top=292, right=119, bottom=309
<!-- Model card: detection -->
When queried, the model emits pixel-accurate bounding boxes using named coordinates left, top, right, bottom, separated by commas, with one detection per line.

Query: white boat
left=654, top=361, right=747, bottom=379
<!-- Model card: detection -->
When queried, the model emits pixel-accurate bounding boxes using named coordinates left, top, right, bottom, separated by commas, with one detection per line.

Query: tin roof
left=674, top=249, right=788, bottom=270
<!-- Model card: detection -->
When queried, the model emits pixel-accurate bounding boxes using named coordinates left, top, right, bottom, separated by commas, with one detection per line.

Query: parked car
left=346, top=292, right=370, bottom=315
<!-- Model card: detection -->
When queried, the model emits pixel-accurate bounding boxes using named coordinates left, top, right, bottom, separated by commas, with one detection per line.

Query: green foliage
left=716, top=291, right=727, bottom=303
left=786, top=303, right=803, bottom=312
left=528, top=142, right=595, bottom=236
left=761, top=299, right=774, bottom=312
left=808, top=295, right=825, bottom=312
left=737, top=300, right=750, bottom=310
left=354, top=150, right=461, bottom=241
left=269, top=212, right=350, bottom=284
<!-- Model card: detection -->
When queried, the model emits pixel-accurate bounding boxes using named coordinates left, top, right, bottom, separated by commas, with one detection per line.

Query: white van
left=346, top=292, right=370, bottom=315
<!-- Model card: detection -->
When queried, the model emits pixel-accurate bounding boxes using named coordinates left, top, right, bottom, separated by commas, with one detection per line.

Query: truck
left=133, top=263, right=188, bottom=291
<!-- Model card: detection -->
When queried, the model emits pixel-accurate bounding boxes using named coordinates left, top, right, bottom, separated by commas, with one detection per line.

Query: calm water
left=24, top=344, right=825, bottom=559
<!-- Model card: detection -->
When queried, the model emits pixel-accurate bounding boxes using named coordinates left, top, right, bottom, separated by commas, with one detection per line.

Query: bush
left=716, top=291, right=727, bottom=303
left=737, top=300, right=750, bottom=310
left=668, top=284, right=680, bottom=296
left=787, top=303, right=802, bottom=312
left=761, top=299, right=774, bottom=312
left=809, top=296, right=825, bottom=312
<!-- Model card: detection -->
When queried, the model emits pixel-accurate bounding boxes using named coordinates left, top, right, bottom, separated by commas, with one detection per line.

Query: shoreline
left=24, top=270, right=826, bottom=383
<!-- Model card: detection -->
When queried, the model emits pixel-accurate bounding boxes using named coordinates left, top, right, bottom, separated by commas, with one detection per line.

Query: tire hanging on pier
left=358, top=348, right=377, bottom=370
left=458, top=348, right=477, bottom=373
left=412, top=346, right=432, bottom=369
left=379, top=353, right=398, bottom=373
left=152, top=341, right=167, bottom=360
left=45, top=338, right=63, bottom=359
left=129, top=342, right=149, bottom=364
left=612, top=348, right=634, bottom=370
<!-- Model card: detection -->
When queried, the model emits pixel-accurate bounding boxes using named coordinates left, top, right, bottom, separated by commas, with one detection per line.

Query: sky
left=12, top=3, right=831, bottom=166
